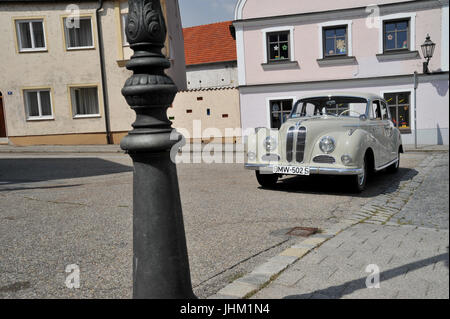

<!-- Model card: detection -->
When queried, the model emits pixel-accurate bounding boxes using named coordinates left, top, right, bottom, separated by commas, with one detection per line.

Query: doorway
left=0, top=92, right=7, bottom=138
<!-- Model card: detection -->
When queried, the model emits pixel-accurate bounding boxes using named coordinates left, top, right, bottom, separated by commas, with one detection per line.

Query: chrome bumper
left=245, top=163, right=363, bottom=176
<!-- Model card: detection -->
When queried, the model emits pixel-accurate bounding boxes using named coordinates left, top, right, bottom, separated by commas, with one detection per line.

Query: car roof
left=296, top=92, right=383, bottom=101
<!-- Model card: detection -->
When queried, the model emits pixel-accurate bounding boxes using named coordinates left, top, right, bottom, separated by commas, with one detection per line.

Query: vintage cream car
left=245, top=93, right=403, bottom=192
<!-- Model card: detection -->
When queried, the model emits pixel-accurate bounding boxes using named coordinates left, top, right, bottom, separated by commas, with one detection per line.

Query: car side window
left=300, top=102, right=318, bottom=116
left=371, top=100, right=382, bottom=120
left=381, top=100, right=390, bottom=120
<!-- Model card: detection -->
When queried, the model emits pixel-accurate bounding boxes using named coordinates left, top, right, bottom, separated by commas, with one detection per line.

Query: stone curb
left=209, top=153, right=437, bottom=300
left=210, top=222, right=356, bottom=299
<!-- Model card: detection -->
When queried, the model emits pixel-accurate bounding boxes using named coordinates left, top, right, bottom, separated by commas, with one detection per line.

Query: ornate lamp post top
left=421, top=34, right=436, bottom=74
left=121, top=0, right=180, bottom=153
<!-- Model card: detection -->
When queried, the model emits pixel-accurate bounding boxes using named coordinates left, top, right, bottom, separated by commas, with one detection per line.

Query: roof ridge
left=183, top=20, right=233, bottom=30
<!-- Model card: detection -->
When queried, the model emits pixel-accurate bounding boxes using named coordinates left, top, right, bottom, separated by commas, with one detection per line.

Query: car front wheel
left=256, top=171, right=278, bottom=188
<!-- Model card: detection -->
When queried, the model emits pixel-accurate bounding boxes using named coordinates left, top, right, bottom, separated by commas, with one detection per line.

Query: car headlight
left=319, top=136, right=336, bottom=154
left=264, top=136, right=277, bottom=152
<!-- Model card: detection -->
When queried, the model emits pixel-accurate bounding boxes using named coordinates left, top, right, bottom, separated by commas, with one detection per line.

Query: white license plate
left=273, top=165, right=310, bottom=175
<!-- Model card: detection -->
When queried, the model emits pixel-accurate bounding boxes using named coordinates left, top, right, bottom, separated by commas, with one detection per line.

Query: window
left=63, top=17, right=94, bottom=49
left=15, top=19, right=46, bottom=52
left=70, top=87, right=100, bottom=117
left=384, top=92, right=411, bottom=133
left=371, top=100, right=389, bottom=120
left=291, top=97, right=366, bottom=118
left=267, top=31, right=290, bottom=62
left=121, top=14, right=129, bottom=46
left=371, top=100, right=382, bottom=119
left=206, top=108, right=211, bottom=116
left=383, top=20, right=409, bottom=52
left=186, top=109, right=192, bottom=114
left=323, top=26, right=348, bottom=57
left=270, top=99, right=293, bottom=129
left=23, top=89, right=53, bottom=120
left=222, top=114, right=229, bottom=118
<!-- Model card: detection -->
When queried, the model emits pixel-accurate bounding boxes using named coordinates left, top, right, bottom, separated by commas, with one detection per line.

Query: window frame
left=68, top=85, right=101, bottom=119
left=14, top=18, right=47, bottom=53
left=22, top=88, right=54, bottom=121
left=378, top=13, right=416, bottom=55
left=266, top=31, right=291, bottom=63
left=266, top=97, right=295, bottom=129
left=121, top=13, right=129, bottom=46
left=383, top=18, right=410, bottom=53
left=322, top=25, right=349, bottom=58
left=62, top=15, right=95, bottom=51
left=318, top=20, right=353, bottom=59
left=383, top=91, right=412, bottom=134
left=261, top=26, right=295, bottom=64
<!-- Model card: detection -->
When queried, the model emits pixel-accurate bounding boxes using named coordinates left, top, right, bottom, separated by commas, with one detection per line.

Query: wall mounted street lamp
left=421, top=34, right=436, bottom=74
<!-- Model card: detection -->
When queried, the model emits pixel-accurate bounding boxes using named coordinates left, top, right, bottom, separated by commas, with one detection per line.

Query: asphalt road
left=0, top=152, right=428, bottom=298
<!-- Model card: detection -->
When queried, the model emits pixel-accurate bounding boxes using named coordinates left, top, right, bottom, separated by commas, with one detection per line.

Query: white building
left=233, top=0, right=449, bottom=145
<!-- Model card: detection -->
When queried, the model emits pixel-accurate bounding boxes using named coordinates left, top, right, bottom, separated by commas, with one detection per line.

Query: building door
left=0, top=94, right=6, bottom=138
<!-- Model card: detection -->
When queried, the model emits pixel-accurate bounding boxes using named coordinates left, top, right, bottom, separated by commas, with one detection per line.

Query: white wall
left=186, top=63, right=238, bottom=90
left=240, top=76, right=449, bottom=145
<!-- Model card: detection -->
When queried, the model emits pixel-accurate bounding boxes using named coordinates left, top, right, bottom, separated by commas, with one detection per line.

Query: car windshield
left=290, top=96, right=368, bottom=118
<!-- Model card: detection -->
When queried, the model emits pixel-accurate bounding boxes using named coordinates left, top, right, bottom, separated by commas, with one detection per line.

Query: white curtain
left=32, top=21, right=45, bottom=48
left=39, top=91, right=52, bottom=116
left=18, top=22, right=32, bottom=49
left=73, top=88, right=98, bottom=115
left=66, top=18, right=93, bottom=48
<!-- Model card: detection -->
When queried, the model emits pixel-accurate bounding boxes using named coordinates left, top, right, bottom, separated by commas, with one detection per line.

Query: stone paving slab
left=214, top=152, right=449, bottom=299
left=252, top=224, right=449, bottom=299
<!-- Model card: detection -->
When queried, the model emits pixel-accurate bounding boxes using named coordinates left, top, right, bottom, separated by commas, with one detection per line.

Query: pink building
left=233, top=0, right=449, bottom=145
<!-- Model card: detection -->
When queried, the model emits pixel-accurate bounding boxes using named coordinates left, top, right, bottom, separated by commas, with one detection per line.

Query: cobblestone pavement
left=247, top=152, right=449, bottom=299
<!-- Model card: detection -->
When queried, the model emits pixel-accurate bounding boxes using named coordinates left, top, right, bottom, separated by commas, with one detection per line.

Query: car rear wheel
left=387, top=152, right=400, bottom=174
left=352, top=157, right=368, bottom=193
left=256, top=171, right=278, bottom=188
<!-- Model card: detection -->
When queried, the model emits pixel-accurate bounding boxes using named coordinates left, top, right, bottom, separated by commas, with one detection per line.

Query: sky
left=178, top=0, right=237, bottom=28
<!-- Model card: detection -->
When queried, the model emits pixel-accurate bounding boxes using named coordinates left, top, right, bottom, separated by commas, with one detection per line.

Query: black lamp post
left=120, top=0, right=196, bottom=299
left=421, top=34, right=436, bottom=74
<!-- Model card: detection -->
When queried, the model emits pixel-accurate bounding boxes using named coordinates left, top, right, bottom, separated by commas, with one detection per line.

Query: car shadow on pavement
left=0, top=158, right=132, bottom=185
left=283, top=250, right=449, bottom=299
left=260, top=167, right=418, bottom=198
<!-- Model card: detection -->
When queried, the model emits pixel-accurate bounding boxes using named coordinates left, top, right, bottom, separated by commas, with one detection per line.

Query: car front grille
left=313, top=155, right=336, bottom=164
left=286, top=126, right=306, bottom=163
left=286, top=127, right=295, bottom=162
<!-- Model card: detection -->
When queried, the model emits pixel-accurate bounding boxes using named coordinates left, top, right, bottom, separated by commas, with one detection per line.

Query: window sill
left=73, top=114, right=101, bottom=119
left=26, top=117, right=54, bottom=121
left=261, top=60, right=299, bottom=70
left=19, top=48, right=48, bottom=54
left=376, top=50, right=420, bottom=61
left=316, top=56, right=357, bottom=66
left=66, top=46, right=96, bottom=51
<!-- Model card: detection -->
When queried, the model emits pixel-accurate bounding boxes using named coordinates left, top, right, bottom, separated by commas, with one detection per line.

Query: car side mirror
left=359, top=114, right=368, bottom=121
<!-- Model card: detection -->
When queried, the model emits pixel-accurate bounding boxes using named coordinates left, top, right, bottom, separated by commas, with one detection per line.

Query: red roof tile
left=183, top=21, right=236, bottom=66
